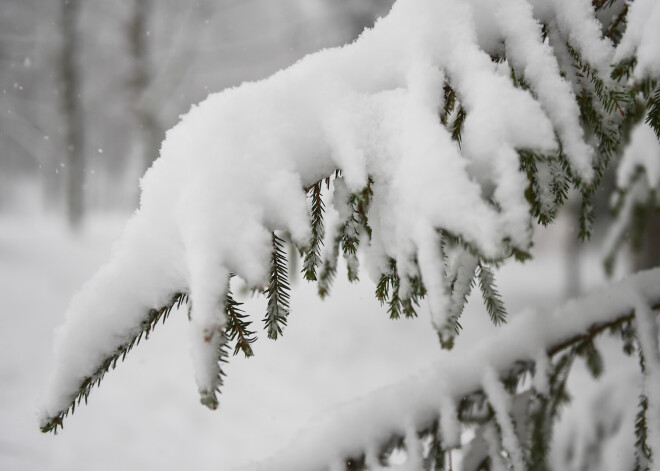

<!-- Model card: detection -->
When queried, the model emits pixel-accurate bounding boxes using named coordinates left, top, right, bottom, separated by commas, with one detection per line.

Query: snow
left=634, top=297, right=660, bottom=463
left=482, top=366, right=525, bottom=471
left=603, top=122, right=660, bottom=267
left=41, top=0, right=611, bottom=425
left=234, top=263, right=660, bottom=470
left=0, top=207, right=649, bottom=470
left=551, top=357, right=639, bottom=471
left=2, top=211, right=443, bottom=471
left=615, top=0, right=660, bottom=78
left=24, top=0, right=660, bottom=467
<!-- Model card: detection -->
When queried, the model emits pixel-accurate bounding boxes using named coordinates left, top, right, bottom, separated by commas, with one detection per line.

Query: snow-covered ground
left=0, top=208, right=636, bottom=470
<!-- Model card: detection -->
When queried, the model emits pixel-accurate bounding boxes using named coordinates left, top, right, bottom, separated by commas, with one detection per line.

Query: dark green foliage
left=527, top=394, right=551, bottom=470
left=568, top=43, right=629, bottom=117
left=338, top=177, right=374, bottom=283
left=526, top=351, right=574, bottom=469
left=575, top=339, right=604, bottom=378
left=477, top=263, right=507, bottom=326
left=40, top=292, right=189, bottom=433
left=511, top=66, right=530, bottom=90
left=611, top=57, right=637, bottom=83
left=224, top=282, right=256, bottom=357
left=519, top=150, right=571, bottom=226
left=264, top=233, right=291, bottom=340
left=578, top=192, right=595, bottom=241
left=621, top=320, right=637, bottom=356
left=440, top=85, right=456, bottom=126
left=634, top=394, right=652, bottom=471
left=451, top=105, right=466, bottom=146
left=302, top=180, right=325, bottom=281
left=567, top=44, right=629, bottom=242
left=646, top=85, right=660, bottom=140
left=375, top=258, right=426, bottom=319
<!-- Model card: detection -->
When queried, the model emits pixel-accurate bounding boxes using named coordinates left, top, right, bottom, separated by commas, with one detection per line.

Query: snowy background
left=0, top=1, right=642, bottom=469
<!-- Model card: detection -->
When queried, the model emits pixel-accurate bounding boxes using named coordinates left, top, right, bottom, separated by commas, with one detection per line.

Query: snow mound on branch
left=40, top=0, right=597, bottom=425
left=615, top=0, right=660, bottom=78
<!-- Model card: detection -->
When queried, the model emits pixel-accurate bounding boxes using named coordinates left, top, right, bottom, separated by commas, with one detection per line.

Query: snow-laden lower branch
left=235, top=268, right=660, bottom=471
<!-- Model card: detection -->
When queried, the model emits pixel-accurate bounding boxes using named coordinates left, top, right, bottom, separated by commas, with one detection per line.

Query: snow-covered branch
left=38, top=3, right=660, bottom=462
left=235, top=268, right=660, bottom=471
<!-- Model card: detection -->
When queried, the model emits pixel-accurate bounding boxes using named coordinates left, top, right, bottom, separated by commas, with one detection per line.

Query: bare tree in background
left=127, top=0, right=162, bottom=174
left=59, top=0, right=85, bottom=228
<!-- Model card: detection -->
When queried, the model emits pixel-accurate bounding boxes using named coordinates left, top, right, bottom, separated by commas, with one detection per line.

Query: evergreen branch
left=318, top=226, right=341, bottom=298
left=579, top=190, right=595, bottom=241
left=225, top=283, right=256, bottom=357
left=262, top=271, right=660, bottom=470
left=575, top=339, right=604, bottom=378
left=604, top=4, right=628, bottom=42
left=339, top=178, right=374, bottom=283
left=520, top=151, right=570, bottom=226
left=510, top=66, right=530, bottom=90
left=527, top=394, right=551, bottom=468
left=528, top=350, right=575, bottom=468
left=451, top=105, right=466, bottom=147
left=646, top=86, right=660, bottom=141
left=568, top=43, right=628, bottom=117
left=611, top=57, right=637, bottom=83
left=477, top=263, right=507, bottom=326
left=264, top=233, right=291, bottom=340
left=40, top=292, right=189, bottom=434
left=634, top=394, right=652, bottom=471
left=302, top=180, right=325, bottom=281
left=375, top=259, right=426, bottom=320
left=444, top=245, right=478, bottom=338
left=440, top=85, right=456, bottom=126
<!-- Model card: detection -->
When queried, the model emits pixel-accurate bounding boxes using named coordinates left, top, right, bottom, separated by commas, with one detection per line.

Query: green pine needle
left=302, top=180, right=325, bottom=281
left=646, top=86, right=660, bottom=141
left=575, top=339, right=604, bottom=378
left=375, top=259, right=425, bottom=320
left=451, top=105, right=466, bottom=147
left=634, top=394, right=652, bottom=471
left=440, top=85, right=456, bottom=126
left=40, top=292, right=189, bottom=434
left=225, top=283, right=256, bottom=357
left=264, top=233, right=291, bottom=340
left=477, top=263, right=507, bottom=326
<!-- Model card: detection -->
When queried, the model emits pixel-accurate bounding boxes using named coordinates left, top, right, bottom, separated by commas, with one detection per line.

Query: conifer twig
left=264, top=233, right=291, bottom=339
left=40, top=292, right=189, bottom=433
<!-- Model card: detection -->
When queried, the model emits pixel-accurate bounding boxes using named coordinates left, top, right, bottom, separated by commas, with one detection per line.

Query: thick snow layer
left=482, top=366, right=525, bottom=471
left=615, top=0, right=660, bottom=78
left=40, top=0, right=604, bottom=424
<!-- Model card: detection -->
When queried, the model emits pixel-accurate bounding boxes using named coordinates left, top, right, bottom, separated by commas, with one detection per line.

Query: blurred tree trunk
left=60, top=0, right=85, bottom=228
left=128, top=0, right=162, bottom=174
left=634, top=208, right=660, bottom=270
